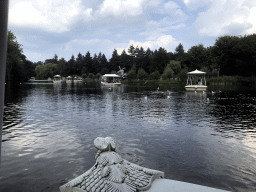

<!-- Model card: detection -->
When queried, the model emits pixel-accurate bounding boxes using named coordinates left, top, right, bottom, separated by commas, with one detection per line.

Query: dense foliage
left=6, top=31, right=35, bottom=82
left=6, top=31, right=256, bottom=82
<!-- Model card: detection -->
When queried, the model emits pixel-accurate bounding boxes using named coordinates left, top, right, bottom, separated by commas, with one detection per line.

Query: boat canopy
left=103, top=74, right=121, bottom=78
left=186, top=69, right=207, bottom=86
left=187, top=69, right=206, bottom=75
left=54, top=75, right=61, bottom=78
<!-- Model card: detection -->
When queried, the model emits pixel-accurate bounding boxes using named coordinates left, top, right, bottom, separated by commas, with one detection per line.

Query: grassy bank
left=122, top=79, right=179, bottom=84
left=207, top=76, right=256, bottom=87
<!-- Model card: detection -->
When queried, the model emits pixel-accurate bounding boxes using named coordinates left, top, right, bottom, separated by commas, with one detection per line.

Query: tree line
left=6, top=31, right=256, bottom=82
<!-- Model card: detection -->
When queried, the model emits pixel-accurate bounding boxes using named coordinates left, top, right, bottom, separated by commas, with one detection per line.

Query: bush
left=95, top=73, right=101, bottom=79
left=150, top=71, right=160, bottom=80
left=137, top=68, right=149, bottom=80
left=88, top=73, right=94, bottom=79
left=127, top=70, right=137, bottom=80
left=179, top=68, right=188, bottom=82
left=161, top=74, right=168, bottom=80
left=82, top=73, right=87, bottom=78
left=211, top=68, right=218, bottom=77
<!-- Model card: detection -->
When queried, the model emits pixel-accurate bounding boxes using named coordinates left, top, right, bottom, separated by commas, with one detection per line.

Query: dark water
left=1, top=82, right=256, bottom=192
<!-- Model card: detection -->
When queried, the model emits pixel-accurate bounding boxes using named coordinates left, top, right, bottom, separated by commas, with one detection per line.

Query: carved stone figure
left=60, top=137, right=164, bottom=192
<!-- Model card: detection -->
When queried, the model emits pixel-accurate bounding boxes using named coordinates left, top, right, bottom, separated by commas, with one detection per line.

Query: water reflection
left=1, top=83, right=256, bottom=191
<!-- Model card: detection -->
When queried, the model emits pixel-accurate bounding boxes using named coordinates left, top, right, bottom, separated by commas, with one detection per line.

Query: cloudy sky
left=8, top=0, right=256, bottom=62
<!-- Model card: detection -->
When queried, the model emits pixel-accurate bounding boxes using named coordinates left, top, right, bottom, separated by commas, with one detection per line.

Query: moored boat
left=185, top=69, right=207, bottom=92
left=66, top=76, right=72, bottom=83
left=53, top=75, right=62, bottom=83
left=101, top=74, right=121, bottom=86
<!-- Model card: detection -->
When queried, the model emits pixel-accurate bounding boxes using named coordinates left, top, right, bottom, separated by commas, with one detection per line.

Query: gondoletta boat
left=185, top=69, right=207, bottom=92
left=60, top=137, right=229, bottom=192
left=101, top=74, right=121, bottom=86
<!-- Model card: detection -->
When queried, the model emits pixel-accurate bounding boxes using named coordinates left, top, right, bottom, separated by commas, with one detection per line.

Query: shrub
left=137, top=68, right=149, bottom=80
left=95, top=73, right=101, bottom=79
left=161, top=74, right=168, bottom=80
left=88, top=73, right=94, bottom=79
left=82, top=73, right=87, bottom=78
left=127, top=70, right=137, bottom=80
left=150, top=71, right=160, bottom=80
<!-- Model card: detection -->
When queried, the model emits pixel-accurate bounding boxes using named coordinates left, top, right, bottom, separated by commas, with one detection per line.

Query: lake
left=1, top=82, right=256, bottom=192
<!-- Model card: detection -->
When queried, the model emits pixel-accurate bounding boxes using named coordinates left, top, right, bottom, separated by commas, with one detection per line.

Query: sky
left=8, top=0, right=256, bottom=63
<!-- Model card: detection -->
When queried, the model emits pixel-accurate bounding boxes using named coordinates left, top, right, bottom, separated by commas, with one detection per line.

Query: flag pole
left=0, top=0, right=9, bottom=167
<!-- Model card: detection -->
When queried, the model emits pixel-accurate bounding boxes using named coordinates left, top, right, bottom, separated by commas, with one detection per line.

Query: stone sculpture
left=60, top=137, right=164, bottom=192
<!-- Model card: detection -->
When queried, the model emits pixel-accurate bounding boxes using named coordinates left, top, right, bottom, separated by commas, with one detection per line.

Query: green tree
left=169, top=60, right=181, bottom=75
left=179, top=67, right=188, bottom=82
left=84, top=51, right=92, bottom=74
left=6, top=31, right=37, bottom=81
left=181, top=44, right=208, bottom=71
left=163, top=64, right=174, bottom=79
left=174, top=43, right=185, bottom=60
left=100, top=54, right=108, bottom=71
left=109, top=49, right=120, bottom=72
left=150, top=47, right=170, bottom=74
left=57, top=57, right=67, bottom=77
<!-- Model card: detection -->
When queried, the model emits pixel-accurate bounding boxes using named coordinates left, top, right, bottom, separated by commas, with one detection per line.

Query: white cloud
left=140, top=17, right=186, bottom=40
left=183, top=0, right=210, bottom=10
left=9, top=0, right=90, bottom=33
left=117, top=35, right=180, bottom=55
left=195, top=0, right=256, bottom=37
left=95, top=0, right=144, bottom=18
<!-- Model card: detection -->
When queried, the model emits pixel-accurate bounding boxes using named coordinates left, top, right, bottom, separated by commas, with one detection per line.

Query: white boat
left=101, top=74, right=121, bottom=86
left=73, top=76, right=83, bottom=82
left=185, top=69, right=207, bottom=92
left=66, top=76, right=72, bottom=83
left=53, top=75, right=62, bottom=83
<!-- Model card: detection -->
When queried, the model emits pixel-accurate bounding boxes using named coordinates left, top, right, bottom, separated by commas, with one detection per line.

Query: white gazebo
left=185, top=69, right=207, bottom=92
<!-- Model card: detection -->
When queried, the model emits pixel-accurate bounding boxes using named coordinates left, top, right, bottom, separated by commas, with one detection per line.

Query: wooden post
left=0, top=0, right=9, bottom=166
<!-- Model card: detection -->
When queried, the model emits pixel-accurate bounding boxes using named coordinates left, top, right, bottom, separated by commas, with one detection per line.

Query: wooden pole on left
left=0, top=0, right=9, bottom=167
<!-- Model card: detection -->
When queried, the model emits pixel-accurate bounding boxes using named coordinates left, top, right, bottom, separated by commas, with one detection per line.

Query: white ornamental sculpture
left=60, top=137, right=164, bottom=192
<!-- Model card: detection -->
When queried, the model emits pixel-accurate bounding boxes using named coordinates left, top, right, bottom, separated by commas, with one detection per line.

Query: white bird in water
left=167, top=96, right=170, bottom=99
left=144, top=96, right=147, bottom=100
left=207, top=98, right=209, bottom=102
left=212, top=91, right=215, bottom=94
left=157, top=87, right=159, bottom=91
left=109, top=87, right=111, bottom=91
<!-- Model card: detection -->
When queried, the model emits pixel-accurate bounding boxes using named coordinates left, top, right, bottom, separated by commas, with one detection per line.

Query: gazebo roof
left=187, top=69, right=206, bottom=75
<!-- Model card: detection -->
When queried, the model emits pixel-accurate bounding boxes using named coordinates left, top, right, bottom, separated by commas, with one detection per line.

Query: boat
left=185, top=69, right=207, bottom=92
left=101, top=74, right=121, bottom=86
left=66, top=76, right=72, bottom=83
left=53, top=75, right=62, bottom=83
left=60, top=137, right=229, bottom=192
